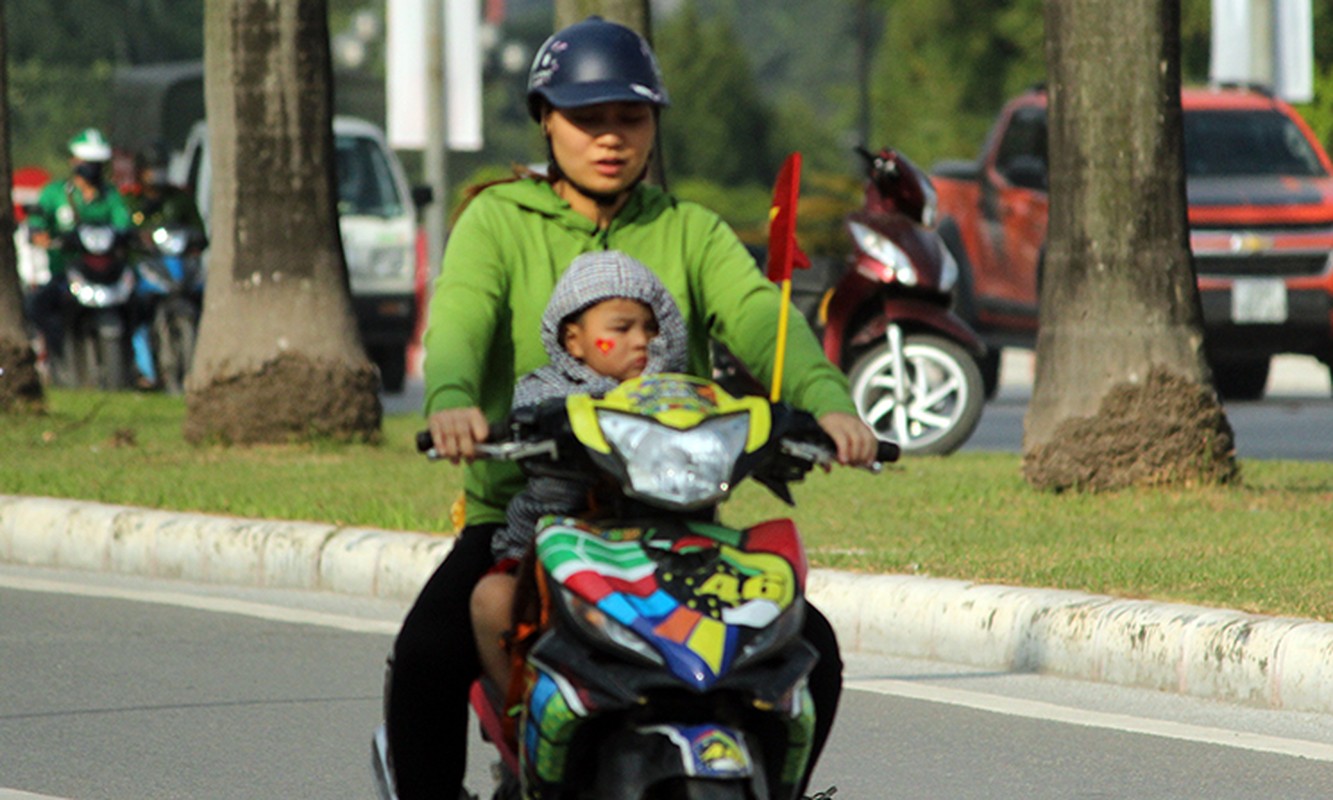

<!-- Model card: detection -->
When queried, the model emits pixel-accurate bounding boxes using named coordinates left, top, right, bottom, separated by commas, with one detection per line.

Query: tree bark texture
left=0, top=0, right=44, bottom=413
left=186, top=0, right=379, bottom=444
left=555, top=0, right=650, bottom=33
left=1023, top=0, right=1235, bottom=490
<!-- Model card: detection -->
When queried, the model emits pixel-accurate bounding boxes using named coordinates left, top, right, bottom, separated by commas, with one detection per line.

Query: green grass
left=4, top=390, right=1332, bottom=621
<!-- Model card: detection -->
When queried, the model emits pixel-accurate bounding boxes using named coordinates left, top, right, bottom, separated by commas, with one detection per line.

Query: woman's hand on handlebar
left=426, top=407, right=490, bottom=464
left=817, top=411, right=880, bottom=467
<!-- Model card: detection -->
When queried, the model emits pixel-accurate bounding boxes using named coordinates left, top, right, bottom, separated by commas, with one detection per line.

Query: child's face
left=563, top=298, right=659, bottom=382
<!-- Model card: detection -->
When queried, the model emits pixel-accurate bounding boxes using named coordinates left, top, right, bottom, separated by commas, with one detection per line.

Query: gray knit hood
left=512, top=250, right=688, bottom=409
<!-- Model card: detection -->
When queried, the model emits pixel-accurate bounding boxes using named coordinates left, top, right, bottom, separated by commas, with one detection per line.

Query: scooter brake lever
left=414, top=431, right=557, bottom=462
left=780, top=439, right=898, bottom=473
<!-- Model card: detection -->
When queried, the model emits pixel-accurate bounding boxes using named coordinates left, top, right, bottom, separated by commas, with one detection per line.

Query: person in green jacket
left=385, top=17, right=878, bottom=800
left=25, top=128, right=134, bottom=375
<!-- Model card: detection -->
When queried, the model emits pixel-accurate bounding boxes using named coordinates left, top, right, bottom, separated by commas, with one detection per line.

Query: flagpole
left=771, top=277, right=793, bottom=402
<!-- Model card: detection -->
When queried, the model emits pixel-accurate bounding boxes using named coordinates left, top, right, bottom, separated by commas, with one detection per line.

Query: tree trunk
left=0, top=0, right=44, bottom=413
left=555, top=0, right=650, bottom=31
left=1022, top=0, right=1235, bottom=490
left=185, top=0, right=379, bottom=444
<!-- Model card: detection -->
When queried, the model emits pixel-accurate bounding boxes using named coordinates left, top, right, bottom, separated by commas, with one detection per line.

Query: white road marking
left=0, top=790, right=72, bottom=799
left=0, top=574, right=399, bottom=635
left=848, top=677, right=1333, bottom=762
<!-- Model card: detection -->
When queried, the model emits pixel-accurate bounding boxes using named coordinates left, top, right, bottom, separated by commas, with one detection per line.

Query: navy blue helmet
left=526, top=17, right=670, bottom=121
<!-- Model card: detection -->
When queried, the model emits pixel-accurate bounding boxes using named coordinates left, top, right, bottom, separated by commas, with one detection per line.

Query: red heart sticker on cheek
left=595, top=338, right=615, bottom=354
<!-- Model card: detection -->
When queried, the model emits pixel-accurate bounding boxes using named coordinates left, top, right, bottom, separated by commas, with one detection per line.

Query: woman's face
left=545, top=102, right=656, bottom=200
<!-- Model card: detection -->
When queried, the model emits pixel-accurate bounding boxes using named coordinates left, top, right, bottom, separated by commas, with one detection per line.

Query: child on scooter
left=470, top=250, right=688, bottom=690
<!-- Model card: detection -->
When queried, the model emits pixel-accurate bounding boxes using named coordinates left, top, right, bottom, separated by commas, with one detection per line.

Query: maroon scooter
left=819, top=147, right=988, bottom=455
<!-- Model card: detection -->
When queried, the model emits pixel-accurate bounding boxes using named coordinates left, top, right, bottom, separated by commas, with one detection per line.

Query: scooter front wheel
left=848, top=333, right=984, bottom=456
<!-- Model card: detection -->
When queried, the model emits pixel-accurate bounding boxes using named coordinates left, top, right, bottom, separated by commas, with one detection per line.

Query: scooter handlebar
left=415, top=430, right=556, bottom=462
left=877, top=440, right=901, bottom=463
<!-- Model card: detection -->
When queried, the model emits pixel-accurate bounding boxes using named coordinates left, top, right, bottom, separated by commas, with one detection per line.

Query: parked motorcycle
left=820, top=147, right=988, bottom=455
left=372, top=373, right=897, bottom=800
left=134, top=224, right=206, bottom=393
left=52, top=225, right=136, bottom=389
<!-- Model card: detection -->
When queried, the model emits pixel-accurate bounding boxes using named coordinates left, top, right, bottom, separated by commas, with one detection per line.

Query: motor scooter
left=133, top=224, right=207, bottom=393
left=819, top=147, right=988, bottom=455
left=372, top=373, right=896, bottom=800
left=51, top=225, right=136, bottom=389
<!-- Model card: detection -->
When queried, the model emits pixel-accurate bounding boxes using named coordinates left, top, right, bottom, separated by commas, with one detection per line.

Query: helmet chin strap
left=546, top=138, right=649, bottom=208
left=570, top=168, right=648, bottom=207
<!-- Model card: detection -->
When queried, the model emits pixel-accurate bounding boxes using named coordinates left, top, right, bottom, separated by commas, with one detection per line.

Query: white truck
left=170, top=116, right=432, bottom=392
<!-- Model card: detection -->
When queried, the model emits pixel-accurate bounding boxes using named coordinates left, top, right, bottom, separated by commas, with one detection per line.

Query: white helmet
left=68, top=128, right=112, bottom=162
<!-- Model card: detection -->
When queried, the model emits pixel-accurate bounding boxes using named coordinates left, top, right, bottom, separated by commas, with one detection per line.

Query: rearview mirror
left=411, top=185, right=435, bottom=209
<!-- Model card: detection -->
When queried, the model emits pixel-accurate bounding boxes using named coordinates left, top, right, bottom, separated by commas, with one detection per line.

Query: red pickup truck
left=933, top=85, right=1333, bottom=399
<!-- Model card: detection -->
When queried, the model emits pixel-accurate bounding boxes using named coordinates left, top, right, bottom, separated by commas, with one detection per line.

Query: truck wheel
left=849, top=333, right=985, bottom=456
left=977, top=347, right=1002, bottom=400
left=1211, top=358, right=1269, bottom=401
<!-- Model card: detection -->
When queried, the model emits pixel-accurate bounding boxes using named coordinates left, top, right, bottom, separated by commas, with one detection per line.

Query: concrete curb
left=4, top=494, right=1331, bottom=715
left=0, top=495, right=451, bottom=600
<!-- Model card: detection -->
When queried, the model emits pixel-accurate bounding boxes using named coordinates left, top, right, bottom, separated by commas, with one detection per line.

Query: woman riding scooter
left=383, top=16, right=879, bottom=800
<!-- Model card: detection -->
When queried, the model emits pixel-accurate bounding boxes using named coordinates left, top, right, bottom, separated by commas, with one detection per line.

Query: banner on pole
left=1210, top=0, right=1312, bottom=102
left=386, top=0, right=484, bottom=151
left=766, top=153, right=810, bottom=284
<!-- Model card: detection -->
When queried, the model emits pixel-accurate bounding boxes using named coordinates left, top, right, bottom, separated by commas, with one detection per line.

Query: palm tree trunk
left=185, top=0, right=379, bottom=443
left=1022, top=0, right=1234, bottom=490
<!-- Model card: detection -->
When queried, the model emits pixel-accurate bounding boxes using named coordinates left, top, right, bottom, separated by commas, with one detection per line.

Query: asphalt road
left=4, top=565, right=1332, bottom=800
left=963, top=351, right=1333, bottom=460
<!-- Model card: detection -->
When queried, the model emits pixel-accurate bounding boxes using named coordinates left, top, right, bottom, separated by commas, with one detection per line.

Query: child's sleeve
left=493, top=476, right=590, bottom=562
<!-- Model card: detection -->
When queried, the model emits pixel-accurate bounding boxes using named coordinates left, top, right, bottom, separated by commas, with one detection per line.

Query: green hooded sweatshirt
left=422, top=177, right=856, bottom=524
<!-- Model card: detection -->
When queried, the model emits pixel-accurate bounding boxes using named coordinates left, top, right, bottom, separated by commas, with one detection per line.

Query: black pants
left=385, top=523, right=843, bottom=799
left=25, top=276, right=70, bottom=359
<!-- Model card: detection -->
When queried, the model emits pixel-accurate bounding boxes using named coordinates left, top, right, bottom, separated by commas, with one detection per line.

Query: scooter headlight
left=937, top=239, right=958, bottom=292
left=597, top=411, right=751, bottom=510
left=78, top=226, right=116, bottom=255
left=151, top=227, right=190, bottom=256
left=561, top=588, right=664, bottom=666
left=919, top=180, right=939, bottom=228
left=68, top=267, right=135, bottom=307
left=848, top=221, right=918, bottom=286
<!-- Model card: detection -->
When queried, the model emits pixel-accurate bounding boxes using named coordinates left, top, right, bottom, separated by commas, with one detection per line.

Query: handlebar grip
left=415, top=430, right=434, bottom=453
left=876, top=441, right=901, bottom=463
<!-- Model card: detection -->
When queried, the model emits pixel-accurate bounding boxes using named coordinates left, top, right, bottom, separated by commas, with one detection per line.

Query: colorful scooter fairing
left=509, top=375, right=825, bottom=799
left=519, top=513, right=818, bottom=799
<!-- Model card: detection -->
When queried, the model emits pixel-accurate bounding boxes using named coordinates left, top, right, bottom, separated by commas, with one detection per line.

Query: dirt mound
left=0, top=341, right=44, bottom=413
left=183, top=352, right=381, bottom=444
left=1023, top=367, right=1238, bottom=491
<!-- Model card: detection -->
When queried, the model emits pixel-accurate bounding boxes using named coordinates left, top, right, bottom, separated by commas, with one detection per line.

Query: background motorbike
left=134, top=224, right=206, bottom=393
left=818, top=146, right=988, bottom=456
left=52, top=225, right=136, bottom=390
left=374, top=374, right=897, bottom=800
